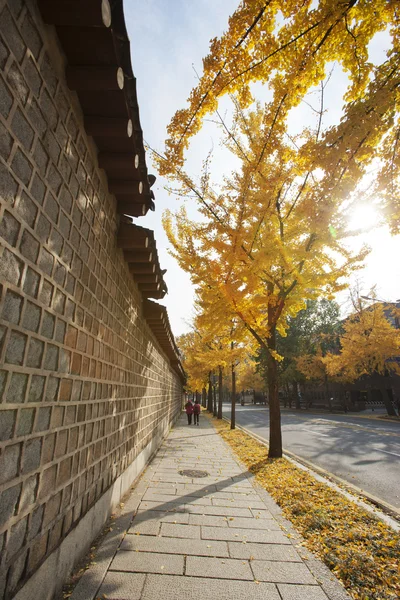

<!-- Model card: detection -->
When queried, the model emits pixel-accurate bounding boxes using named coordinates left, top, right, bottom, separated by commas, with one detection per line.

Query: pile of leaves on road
left=213, top=418, right=400, bottom=600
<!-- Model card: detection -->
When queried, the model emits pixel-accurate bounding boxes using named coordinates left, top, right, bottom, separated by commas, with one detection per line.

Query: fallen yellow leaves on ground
left=213, top=417, right=400, bottom=600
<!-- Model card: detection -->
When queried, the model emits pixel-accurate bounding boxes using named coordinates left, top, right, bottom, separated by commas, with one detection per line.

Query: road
left=222, top=404, right=400, bottom=510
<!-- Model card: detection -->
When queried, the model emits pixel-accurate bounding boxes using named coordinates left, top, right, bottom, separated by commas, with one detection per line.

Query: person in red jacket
left=193, top=399, right=201, bottom=426
left=185, top=399, right=194, bottom=425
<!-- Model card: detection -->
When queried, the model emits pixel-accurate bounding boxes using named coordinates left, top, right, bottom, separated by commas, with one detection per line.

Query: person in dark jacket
left=185, top=399, right=194, bottom=425
left=193, top=399, right=201, bottom=425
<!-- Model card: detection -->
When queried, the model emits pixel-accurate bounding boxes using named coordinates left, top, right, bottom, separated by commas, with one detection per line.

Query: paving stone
left=110, top=550, right=184, bottom=575
left=128, top=520, right=160, bottom=536
left=97, top=572, right=146, bottom=600
left=186, top=556, right=253, bottom=580
left=227, top=517, right=281, bottom=530
left=136, top=510, right=189, bottom=525
left=228, top=542, right=302, bottom=562
left=189, top=514, right=228, bottom=527
left=121, top=535, right=229, bottom=557
left=277, top=584, right=329, bottom=600
left=141, top=574, right=280, bottom=600
left=186, top=505, right=253, bottom=517
left=139, top=499, right=185, bottom=512
left=202, top=526, right=290, bottom=545
left=212, top=497, right=266, bottom=509
left=251, top=560, right=316, bottom=584
left=160, top=523, right=201, bottom=539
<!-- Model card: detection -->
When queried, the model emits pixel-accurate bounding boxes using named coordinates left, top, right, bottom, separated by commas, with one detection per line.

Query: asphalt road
left=222, top=404, right=400, bottom=510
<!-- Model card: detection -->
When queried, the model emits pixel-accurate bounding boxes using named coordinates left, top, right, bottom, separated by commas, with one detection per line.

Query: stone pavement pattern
left=70, top=415, right=350, bottom=600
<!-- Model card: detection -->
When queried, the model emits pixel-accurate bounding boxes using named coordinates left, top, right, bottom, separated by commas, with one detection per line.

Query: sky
left=124, top=0, right=400, bottom=336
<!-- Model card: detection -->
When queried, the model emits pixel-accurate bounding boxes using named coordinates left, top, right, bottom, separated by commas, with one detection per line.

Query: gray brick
left=50, top=228, right=63, bottom=256
left=32, top=139, right=49, bottom=175
left=22, top=437, right=42, bottom=474
left=7, top=61, right=29, bottom=104
left=55, top=319, right=66, bottom=344
left=0, top=442, right=21, bottom=484
left=0, top=369, right=7, bottom=399
left=23, top=267, right=40, bottom=298
left=36, top=406, right=51, bottom=432
left=45, top=193, right=59, bottom=224
left=48, top=164, right=62, bottom=196
left=0, top=483, right=21, bottom=528
left=38, top=465, right=57, bottom=500
left=20, top=474, right=38, bottom=512
left=28, top=375, right=45, bottom=403
left=22, top=300, right=41, bottom=332
left=0, top=37, right=9, bottom=69
left=24, top=57, right=42, bottom=97
left=0, top=119, right=13, bottom=160
left=39, top=247, right=54, bottom=276
left=1, top=7, right=25, bottom=62
left=2, top=290, right=23, bottom=324
left=5, top=331, right=27, bottom=365
left=16, top=191, right=38, bottom=228
left=251, top=561, right=316, bottom=584
left=277, top=584, right=329, bottom=600
left=128, top=520, right=160, bottom=536
left=35, top=213, right=51, bottom=243
left=20, top=12, right=43, bottom=59
left=11, top=148, right=33, bottom=186
left=7, top=515, right=28, bottom=559
left=121, top=535, right=229, bottom=557
left=228, top=517, right=280, bottom=530
left=17, top=407, right=35, bottom=436
left=110, top=550, right=184, bottom=575
left=8, top=0, right=24, bottom=18
left=40, top=88, right=57, bottom=129
left=11, top=107, right=35, bottom=151
left=26, top=337, right=44, bottom=368
left=45, top=376, right=59, bottom=401
left=44, top=344, right=58, bottom=371
left=0, top=75, right=13, bottom=119
left=41, top=311, right=55, bottom=338
left=54, top=262, right=66, bottom=286
left=0, top=248, right=24, bottom=286
left=6, top=372, right=28, bottom=403
left=30, top=173, right=46, bottom=205
left=28, top=505, right=44, bottom=540
left=43, top=492, right=61, bottom=527
left=39, top=279, right=54, bottom=306
left=141, top=574, right=280, bottom=600
left=201, top=527, right=290, bottom=545
left=20, top=229, right=40, bottom=263
left=0, top=210, right=20, bottom=246
left=6, top=547, right=28, bottom=596
left=40, top=52, right=57, bottom=96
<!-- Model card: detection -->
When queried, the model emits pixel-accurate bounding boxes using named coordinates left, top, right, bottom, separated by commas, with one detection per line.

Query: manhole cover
left=179, top=469, right=209, bottom=478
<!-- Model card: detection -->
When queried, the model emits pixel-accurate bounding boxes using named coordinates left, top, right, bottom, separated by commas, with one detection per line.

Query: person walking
left=193, top=399, right=201, bottom=426
left=184, top=399, right=194, bottom=425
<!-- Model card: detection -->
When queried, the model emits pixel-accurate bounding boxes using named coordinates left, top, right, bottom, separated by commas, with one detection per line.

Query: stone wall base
left=13, top=413, right=178, bottom=600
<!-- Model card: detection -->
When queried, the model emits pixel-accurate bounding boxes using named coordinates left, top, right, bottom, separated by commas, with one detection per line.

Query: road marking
left=300, top=429, right=330, bottom=437
left=374, top=449, right=400, bottom=459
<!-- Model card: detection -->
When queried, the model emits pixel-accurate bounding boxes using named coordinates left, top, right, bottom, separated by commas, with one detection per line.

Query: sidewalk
left=69, top=414, right=350, bottom=600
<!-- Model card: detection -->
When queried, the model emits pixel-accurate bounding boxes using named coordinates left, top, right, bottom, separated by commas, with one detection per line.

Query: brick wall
left=0, top=2, right=183, bottom=597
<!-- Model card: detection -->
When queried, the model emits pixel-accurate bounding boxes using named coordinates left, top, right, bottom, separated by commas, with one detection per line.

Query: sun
left=347, top=203, right=382, bottom=232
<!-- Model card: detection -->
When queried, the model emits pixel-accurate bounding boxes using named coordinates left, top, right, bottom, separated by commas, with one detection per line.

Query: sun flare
left=347, top=203, right=381, bottom=232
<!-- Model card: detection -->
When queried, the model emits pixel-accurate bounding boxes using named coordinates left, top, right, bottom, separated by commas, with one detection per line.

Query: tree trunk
left=294, top=381, right=301, bottom=410
left=324, top=374, right=332, bottom=411
left=217, top=366, right=223, bottom=419
left=207, top=372, right=213, bottom=412
left=202, top=387, right=207, bottom=408
left=213, top=379, right=217, bottom=416
left=231, top=363, right=236, bottom=430
left=267, top=327, right=282, bottom=458
left=380, top=384, right=396, bottom=416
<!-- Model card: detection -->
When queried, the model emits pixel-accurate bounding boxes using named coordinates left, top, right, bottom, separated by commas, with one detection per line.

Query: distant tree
left=323, top=299, right=400, bottom=415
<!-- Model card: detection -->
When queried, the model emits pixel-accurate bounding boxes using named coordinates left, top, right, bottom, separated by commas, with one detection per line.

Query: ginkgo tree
left=160, top=0, right=399, bottom=231
left=323, top=298, right=400, bottom=415
left=157, top=1, right=399, bottom=457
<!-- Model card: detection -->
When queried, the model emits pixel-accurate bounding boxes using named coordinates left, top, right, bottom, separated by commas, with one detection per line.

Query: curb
left=222, top=417, right=400, bottom=528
